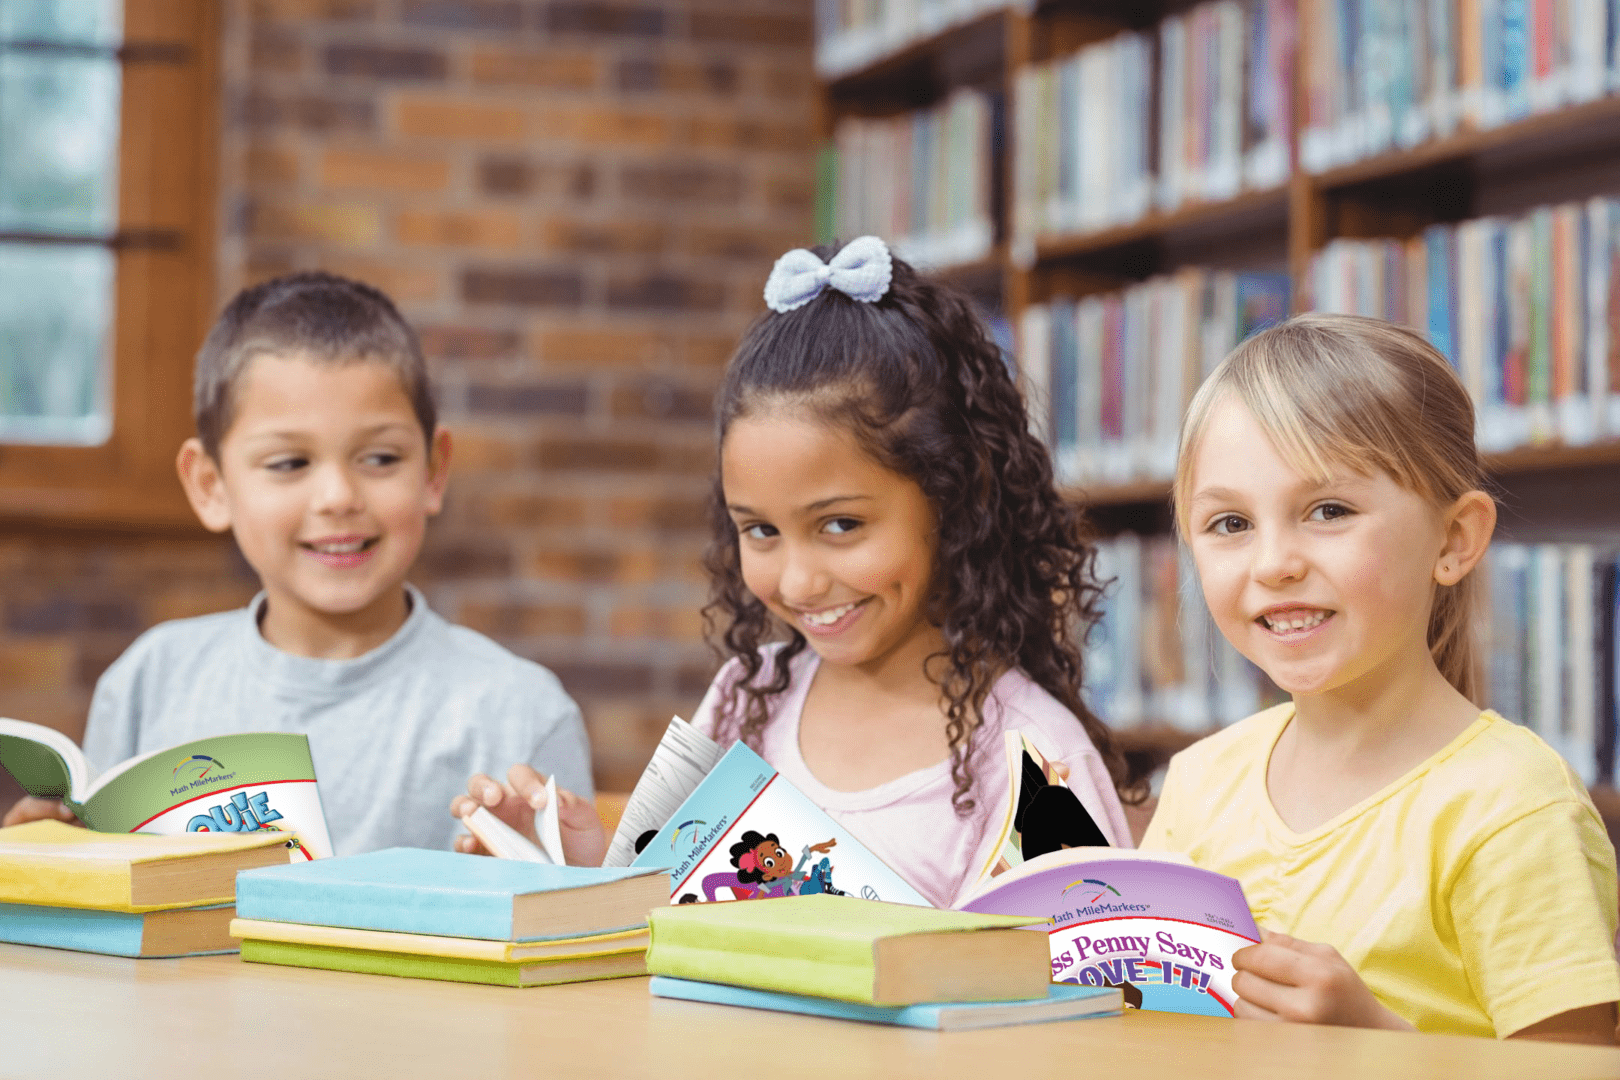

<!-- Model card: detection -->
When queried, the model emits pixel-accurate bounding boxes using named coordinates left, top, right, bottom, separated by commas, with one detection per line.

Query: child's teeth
left=803, top=603, right=857, bottom=627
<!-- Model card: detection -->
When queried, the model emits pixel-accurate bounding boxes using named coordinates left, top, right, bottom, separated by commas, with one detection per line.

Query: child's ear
left=424, top=426, right=452, bottom=516
left=1434, top=489, right=1497, bottom=587
left=176, top=438, right=233, bottom=534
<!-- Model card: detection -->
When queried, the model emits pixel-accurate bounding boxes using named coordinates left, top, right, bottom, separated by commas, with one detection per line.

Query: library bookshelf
left=813, top=1, right=1620, bottom=834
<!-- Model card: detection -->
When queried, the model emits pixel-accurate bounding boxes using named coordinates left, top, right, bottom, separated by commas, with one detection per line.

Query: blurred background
left=4, top=0, right=1620, bottom=837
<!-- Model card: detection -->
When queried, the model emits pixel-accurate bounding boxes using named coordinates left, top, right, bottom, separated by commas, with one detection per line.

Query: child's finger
left=1232, top=994, right=1281, bottom=1022
left=464, top=773, right=503, bottom=807
left=449, top=794, right=478, bottom=819
left=507, top=765, right=549, bottom=810
left=1052, top=761, right=1072, bottom=781
left=1231, top=941, right=1315, bottom=988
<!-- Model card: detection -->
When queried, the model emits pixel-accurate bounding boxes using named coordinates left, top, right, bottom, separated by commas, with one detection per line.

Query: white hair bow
left=762, top=235, right=893, bottom=313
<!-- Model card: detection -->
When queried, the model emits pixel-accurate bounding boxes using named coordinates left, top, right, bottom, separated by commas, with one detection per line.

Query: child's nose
left=311, top=464, right=364, bottom=514
left=1250, top=525, right=1307, bottom=586
left=777, top=546, right=829, bottom=605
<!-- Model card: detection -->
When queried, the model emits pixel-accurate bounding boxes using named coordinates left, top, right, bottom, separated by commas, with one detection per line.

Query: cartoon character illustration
left=1015, top=748, right=1109, bottom=858
left=728, top=830, right=847, bottom=898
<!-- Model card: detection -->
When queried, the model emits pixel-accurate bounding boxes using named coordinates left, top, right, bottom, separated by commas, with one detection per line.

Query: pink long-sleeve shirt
left=690, top=643, right=1132, bottom=908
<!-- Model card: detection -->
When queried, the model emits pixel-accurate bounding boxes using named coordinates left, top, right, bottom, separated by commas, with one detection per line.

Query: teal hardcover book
left=648, top=976, right=1122, bottom=1030
left=234, top=848, right=670, bottom=942
left=0, top=901, right=236, bottom=957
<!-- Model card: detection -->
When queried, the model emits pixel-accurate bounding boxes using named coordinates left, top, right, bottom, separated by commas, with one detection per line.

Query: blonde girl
left=1143, top=312, right=1620, bottom=1042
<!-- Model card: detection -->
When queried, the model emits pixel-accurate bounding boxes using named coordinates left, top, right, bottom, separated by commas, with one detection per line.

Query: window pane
left=0, top=244, right=113, bottom=445
left=0, top=52, right=121, bottom=235
left=0, top=1, right=121, bottom=48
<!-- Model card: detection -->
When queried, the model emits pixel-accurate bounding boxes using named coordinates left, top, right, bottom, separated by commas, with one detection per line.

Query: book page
left=0, top=717, right=92, bottom=802
left=602, top=716, right=724, bottom=868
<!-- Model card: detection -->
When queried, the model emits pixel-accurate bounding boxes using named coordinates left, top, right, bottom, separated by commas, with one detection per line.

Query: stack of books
left=231, top=848, right=670, bottom=987
left=1308, top=196, right=1620, bottom=453
left=645, top=894, right=1123, bottom=1030
left=0, top=820, right=290, bottom=957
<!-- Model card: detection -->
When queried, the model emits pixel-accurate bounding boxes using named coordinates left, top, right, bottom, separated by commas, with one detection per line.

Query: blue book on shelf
left=1426, top=225, right=1457, bottom=367
left=235, top=848, right=670, bottom=942
left=0, top=901, right=235, bottom=958
left=649, top=976, right=1121, bottom=1031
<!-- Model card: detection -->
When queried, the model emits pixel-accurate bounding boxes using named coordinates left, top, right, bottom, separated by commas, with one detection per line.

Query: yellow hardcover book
left=0, top=821, right=289, bottom=912
left=646, top=894, right=1049, bottom=1005
left=229, top=919, right=649, bottom=962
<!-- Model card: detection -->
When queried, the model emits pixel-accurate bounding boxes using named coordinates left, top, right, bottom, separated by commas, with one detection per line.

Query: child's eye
left=265, top=456, right=308, bottom=473
left=1309, top=502, right=1352, bottom=522
left=761, top=856, right=776, bottom=868
left=740, top=523, right=777, bottom=541
left=1208, top=514, right=1249, bottom=536
left=823, top=517, right=861, bottom=536
left=360, top=451, right=403, bottom=468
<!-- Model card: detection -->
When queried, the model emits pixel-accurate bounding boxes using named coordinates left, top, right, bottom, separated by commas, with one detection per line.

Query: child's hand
left=1231, top=930, right=1414, bottom=1031
left=449, top=765, right=607, bottom=867
left=1, top=797, right=81, bottom=829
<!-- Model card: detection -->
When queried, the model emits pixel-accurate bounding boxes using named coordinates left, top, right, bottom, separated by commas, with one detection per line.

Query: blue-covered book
left=649, top=976, right=1121, bottom=1030
left=628, top=742, right=928, bottom=907
left=0, top=900, right=236, bottom=957
left=235, top=848, right=670, bottom=941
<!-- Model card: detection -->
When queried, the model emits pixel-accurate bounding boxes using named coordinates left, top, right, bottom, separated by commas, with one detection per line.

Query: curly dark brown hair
left=702, top=242, right=1137, bottom=815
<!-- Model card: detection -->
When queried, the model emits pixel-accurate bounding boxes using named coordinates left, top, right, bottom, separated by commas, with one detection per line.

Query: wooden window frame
left=0, top=0, right=217, bottom=531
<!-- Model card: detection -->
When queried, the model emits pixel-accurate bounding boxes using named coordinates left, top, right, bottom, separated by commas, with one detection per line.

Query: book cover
left=236, top=847, right=670, bottom=941
left=229, top=918, right=648, bottom=963
left=240, top=938, right=647, bottom=988
left=957, top=850, right=1262, bottom=1018
left=0, top=820, right=289, bottom=911
left=645, top=894, right=1046, bottom=1004
left=0, top=720, right=333, bottom=860
left=629, top=741, right=929, bottom=907
left=648, top=975, right=1122, bottom=1031
left=0, top=900, right=236, bottom=957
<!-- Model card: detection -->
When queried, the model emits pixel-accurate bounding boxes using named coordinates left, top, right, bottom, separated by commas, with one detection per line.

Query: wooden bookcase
left=814, top=2, right=1620, bottom=833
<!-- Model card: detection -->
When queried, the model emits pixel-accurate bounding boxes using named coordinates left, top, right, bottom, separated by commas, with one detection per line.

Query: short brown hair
left=193, top=271, right=435, bottom=458
left=1173, top=312, right=1490, bottom=701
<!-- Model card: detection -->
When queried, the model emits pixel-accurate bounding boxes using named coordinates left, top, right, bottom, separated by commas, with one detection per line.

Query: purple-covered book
left=956, top=851, right=1259, bottom=1017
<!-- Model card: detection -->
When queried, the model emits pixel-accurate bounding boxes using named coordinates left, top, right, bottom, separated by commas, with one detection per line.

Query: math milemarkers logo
left=172, top=754, right=223, bottom=781
left=1062, top=878, right=1122, bottom=904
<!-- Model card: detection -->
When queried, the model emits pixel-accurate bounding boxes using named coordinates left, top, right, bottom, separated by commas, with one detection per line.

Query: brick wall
left=0, top=0, right=815, bottom=815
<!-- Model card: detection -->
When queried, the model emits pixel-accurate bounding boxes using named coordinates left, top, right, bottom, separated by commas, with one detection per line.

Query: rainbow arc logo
left=172, top=754, right=223, bottom=781
left=1062, top=878, right=1121, bottom=904
left=671, top=819, right=706, bottom=849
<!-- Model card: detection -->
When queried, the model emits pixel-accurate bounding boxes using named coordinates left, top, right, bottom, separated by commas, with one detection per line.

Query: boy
left=2, top=272, right=593, bottom=854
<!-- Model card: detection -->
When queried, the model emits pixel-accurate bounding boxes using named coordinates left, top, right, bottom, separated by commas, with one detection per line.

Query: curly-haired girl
left=678, top=235, right=1133, bottom=908
left=452, top=237, right=1134, bottom=905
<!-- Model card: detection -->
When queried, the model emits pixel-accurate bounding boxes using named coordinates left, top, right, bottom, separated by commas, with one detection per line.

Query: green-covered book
left=646, top=894, right=1049, bottom=1005
left=0, top=719, right=333, bottom=859
left=239, top=938, right=647, bottom=987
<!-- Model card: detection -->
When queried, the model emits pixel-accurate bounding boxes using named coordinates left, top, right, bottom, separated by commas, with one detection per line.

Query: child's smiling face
left=721, top=410, right=940, bottom=673
left=189, top=352, right=449, bottom=647
left=1183, top=395, right=1451, bottom=697
left=751, top=839, right=791, bottom=881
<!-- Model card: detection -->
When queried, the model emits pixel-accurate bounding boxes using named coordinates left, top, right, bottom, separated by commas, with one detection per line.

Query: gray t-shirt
left=82, top=585, right=594, bottom=856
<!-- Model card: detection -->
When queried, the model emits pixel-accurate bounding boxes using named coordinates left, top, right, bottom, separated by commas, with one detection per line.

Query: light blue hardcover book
left=629, top=742, right=928, bottom=908
left=649, top=976, right=1121, bottom=1031
left=0, top=901, right=235, bottom=958
left=235, top=848, right=670, bottom=942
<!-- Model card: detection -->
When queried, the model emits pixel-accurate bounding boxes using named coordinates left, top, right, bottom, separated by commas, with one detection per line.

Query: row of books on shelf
left=1301, top=0, right=1620, bottom=173
left=1085, top=533, right=1280, bottom=735
left=1011, top=0, right=1294, bottom=244
left=1486, top=542, right=1619, bottom=787
left=826, top=87, right=997, bottom=270
left=1018, top=269, right=1291, bottom=488
left=1310, top=197, right=1620, bottom=452
left=813, top=0, right=1022, bottom=77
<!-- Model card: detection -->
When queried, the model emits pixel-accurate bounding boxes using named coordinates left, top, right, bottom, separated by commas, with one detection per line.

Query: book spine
left=234, top=878, right=516, bottom=940
left=646, top=939, right=877, bottom=1002
left=0, top=901, right=148, bottom=956
left=241, top=938, right=524, bottom=987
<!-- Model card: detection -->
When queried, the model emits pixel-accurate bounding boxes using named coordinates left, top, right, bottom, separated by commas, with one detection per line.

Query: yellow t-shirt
left=1141, top=703, right=1620, bottom=1038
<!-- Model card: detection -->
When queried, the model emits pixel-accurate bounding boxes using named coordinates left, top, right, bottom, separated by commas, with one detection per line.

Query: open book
left=0, top=719, right=334, bottom=860
left=957, top=849, right=1260, bottom=1017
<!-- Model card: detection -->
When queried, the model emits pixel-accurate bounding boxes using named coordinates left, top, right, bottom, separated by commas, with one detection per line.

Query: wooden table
left=3, top=944, right=1620, bottom=1079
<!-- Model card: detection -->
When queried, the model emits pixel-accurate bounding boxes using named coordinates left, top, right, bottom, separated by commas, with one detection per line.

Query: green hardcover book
left=0, top=719, right=333, bottom=859
left=646, top=894, right=1049, bottom=1005
left=239, top=938, right=647, bottom=987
